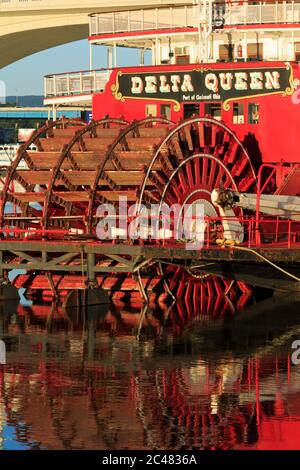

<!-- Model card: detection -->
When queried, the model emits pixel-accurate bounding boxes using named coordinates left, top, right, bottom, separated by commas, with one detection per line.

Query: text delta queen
left=131, top=70, right=281, bottom=95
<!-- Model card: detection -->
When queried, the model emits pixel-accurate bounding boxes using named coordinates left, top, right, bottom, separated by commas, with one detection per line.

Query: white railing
left=89, top=2, right=300, bottom=37
left=89, top=5, right=196, bottom=36
left=44, top=69, right=111, bottom=98
left=224, top=2, right=300, bottom=25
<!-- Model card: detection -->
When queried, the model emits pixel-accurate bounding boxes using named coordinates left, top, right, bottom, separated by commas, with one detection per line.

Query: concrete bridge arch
left=0, top=0, right=183, bottom=68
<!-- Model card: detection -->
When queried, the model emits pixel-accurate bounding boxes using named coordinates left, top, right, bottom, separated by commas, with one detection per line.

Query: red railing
left=1, top=214, right=300, bottom=249
left=156, top=214, right=300, bottom=249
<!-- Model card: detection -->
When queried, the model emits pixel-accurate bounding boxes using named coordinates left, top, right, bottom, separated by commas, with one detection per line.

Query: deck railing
left=44, top=69, right=111, bottom=98
left=224, top=2, right=300, bottom=25
left=89, top=2, right=300, bottom=38
left=89, top=5, right=197, bottom=37
left=2, top=213, right=300, bottom=248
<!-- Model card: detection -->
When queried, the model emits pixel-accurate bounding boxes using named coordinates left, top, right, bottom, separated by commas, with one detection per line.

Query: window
left=175, top=55, right=190, bottom=65
left=175, top=46, right=190, bottom=65
left=218, top=44, right=234, bottom=62
left=247, top=43, right=263, bottom=61
left=205, top=103, right=221, bottom=121
left=233, top=102, right=244, bottom=124
left=146, top=104, right=157, bottom=117
left=184, top=103, right=199, bottom=119
left=160, top=104, right=171, bottom=120
left=248, top=103, right=259, bottom=124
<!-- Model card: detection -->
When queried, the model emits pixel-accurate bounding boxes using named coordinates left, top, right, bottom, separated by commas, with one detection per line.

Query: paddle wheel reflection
left=0, top=295, right=299, bottom=449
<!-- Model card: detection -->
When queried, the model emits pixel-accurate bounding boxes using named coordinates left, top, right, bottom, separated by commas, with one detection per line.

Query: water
left=0, top=293, right=300, bottom=450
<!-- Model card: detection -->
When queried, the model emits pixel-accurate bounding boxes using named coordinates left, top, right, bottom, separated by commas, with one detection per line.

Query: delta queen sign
left=111, top=63, right=296, bottom=111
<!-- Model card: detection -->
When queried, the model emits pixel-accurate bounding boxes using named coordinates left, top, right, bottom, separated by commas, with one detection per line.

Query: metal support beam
left=87, top=252, right=96, bottom=286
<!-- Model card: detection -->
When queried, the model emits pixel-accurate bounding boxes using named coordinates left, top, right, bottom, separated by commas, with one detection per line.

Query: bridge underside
left=0, top=0, right=175, bottom=68
left=0, top=25, right=88, bottom=69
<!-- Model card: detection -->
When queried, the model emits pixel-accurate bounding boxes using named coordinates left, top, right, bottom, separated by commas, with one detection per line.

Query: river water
left=0, top=292, right=300, bottom=450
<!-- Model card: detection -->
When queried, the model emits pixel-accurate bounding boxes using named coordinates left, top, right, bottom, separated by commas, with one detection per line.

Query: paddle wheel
left=3, top=113, right=257, bottom=306
left=7, top=117, right=175, bottom=302
left=137, top=116, right=256, bottom=301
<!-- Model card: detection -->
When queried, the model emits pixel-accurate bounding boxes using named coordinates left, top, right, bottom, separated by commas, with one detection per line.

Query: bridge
left=0, top=0, right=188, bottom=68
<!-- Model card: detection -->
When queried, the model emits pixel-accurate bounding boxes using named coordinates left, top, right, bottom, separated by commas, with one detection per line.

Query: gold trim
left=111, top=71, right=125, bottom=102
left=110, top=65, right=296, bottom=113
left=223, top=90, right=284, bottom=111
left=192, top=67, right=210, bottom=73
left=115, top=95, right=181, bottom=112
left=283, top=61, right=299, bottom=97
left=223, top=63, right=296, bottom=110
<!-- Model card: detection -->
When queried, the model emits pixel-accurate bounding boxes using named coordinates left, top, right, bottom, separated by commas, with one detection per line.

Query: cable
left=216, top=239, right=300, bottom=282
left=155, top=240, right=300, bottom=284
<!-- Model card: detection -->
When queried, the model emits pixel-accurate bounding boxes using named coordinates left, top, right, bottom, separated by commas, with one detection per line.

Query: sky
left=0, top=39, right=144, bottom=96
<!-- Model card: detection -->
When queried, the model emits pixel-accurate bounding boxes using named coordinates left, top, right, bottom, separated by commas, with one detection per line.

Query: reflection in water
left=0, top=293, right=300, bottom=449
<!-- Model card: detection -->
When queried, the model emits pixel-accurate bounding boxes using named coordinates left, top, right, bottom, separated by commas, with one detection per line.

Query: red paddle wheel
left=4, top=115, right=257, bottom=307
left=137, top=116, right=256, bottom=301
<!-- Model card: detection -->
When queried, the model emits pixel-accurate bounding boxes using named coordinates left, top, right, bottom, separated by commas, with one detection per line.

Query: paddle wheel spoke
left=200, top=156, right=208, bottom=186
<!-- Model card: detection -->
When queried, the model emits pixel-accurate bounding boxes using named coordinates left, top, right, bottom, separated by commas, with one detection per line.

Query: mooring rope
left=215, top=239, right=300, bottom=283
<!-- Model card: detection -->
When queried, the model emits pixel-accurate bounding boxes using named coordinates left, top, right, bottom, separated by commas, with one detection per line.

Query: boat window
left=205, top=103, right=222, bottom=121
left=184, top=103, right=200, bottom=119
left=175, top=47, right=190, bottom=65
left=146, top=104, right=157, bottom=117
left=218, top=44, right=233, bottom=62
left=233, top=102, right=244, bottom=124
left=247, top=43, right=263, bottom=61
left=160, top=104, right=171, bottom=120
left=248, top=103, right=259, bottom=124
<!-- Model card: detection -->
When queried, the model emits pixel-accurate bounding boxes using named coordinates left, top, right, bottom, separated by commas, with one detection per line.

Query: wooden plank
left=126, top=136, right=164, bottom=149
left=82, top=137, right=114, bottom=151
left=39, top=137, right=80, bottom=152
left=116, top=155, right=163, bottom=171
left=17, top=170, right=99, bottom=187
left=71, top=152, right=115, bottom=170
left=71, top=152, right=112, bottom=171
left=115, top=150, right=153, bottom=171
left=10, top=192, right=45, bottom=202
left=17, top=170, right=99, bottom=188
left=26, top=152, right=68, bottom=169
left=60, top=171, right=97, bottom=185
left=26, top=152, right=115, bottom=171
left=94, top=128, right=124, bottom=137
left=138, top=127, right=170, bottom=137
left=106, top=171, right=144, bottom=186
left=97, top=190, right=137, bottom=202
left=52, top=127, right=84, bottom=137
left=54, top=192, right=90, bottom=202
left=16, top=170, right=54, bottom=185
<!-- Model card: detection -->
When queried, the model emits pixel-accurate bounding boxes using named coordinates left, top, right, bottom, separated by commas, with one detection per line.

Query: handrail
left=44, top=69, right=111, bottom=98
left=89, top=5, right=197, bottom=37
left=44, top=67, right=109, bottom=79
left=89, top=2, right=300, bottom=38
left=2, top=213, right=300, bottom=245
